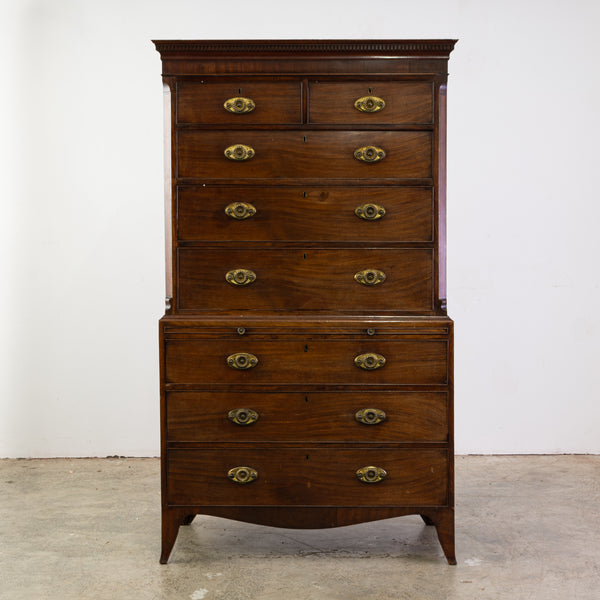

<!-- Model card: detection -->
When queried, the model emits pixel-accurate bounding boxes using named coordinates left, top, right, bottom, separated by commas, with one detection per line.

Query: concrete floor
left=0, top=456, right=598, bottom=600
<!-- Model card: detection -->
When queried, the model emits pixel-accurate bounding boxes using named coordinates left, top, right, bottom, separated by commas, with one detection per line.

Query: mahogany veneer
left=154, top=39, right=457, bottom=565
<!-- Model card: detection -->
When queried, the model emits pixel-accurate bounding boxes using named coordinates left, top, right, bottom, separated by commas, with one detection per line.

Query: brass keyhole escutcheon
left=228, top=408, right=259, bottom=426
left=356, top=466, right=387, bottom=483
left=228, top=466, right=258, bottom=484
left=355, top=408, right=387, bottom=425
left=355, top=203, right=386, bottom=221
left=226, top=269, right=256, bottom=286
left=354, top=352, right=386, bottom=371
left=225, top=202, right=256, bottom=220
left=224, top=144, right=255, bottom=161
left=354, top=269, right=386, bottom=286
left=227, top=352, right=259, bottom=370
left=354, top=145, right=386, bottom=163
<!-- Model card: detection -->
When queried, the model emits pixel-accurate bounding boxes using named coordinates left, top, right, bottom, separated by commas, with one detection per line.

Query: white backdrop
left=1, top=0, right=599, bottom=457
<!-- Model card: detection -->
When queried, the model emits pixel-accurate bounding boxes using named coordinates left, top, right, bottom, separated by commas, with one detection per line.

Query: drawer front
left=177, top=130, right=432, bottom=180
left=177, top=81, right=302, bottom=124
left=164, top=338, right=448, bottom=385
left=167, top=448, right=449, bottom=506
left=166, top=391, right=448, bottom=442
left=177, top=248, right=434, bottom=312
left=309, top=81, right=433, bottom=124
left=177, top=186, right=433, bottom=242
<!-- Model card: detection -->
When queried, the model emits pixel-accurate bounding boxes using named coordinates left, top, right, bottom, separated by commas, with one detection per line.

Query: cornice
left=152, top=39, right=458, bottom=59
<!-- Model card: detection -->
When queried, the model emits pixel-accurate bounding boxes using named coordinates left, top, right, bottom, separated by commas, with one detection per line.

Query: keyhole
left=304, top=344, right=309, bottom=352
left=303, top=135, right=307, bottom=142
left=303, top=253, right=307, bottom=259
left=302, top=191, right=307, bottom=198
left=368, top=87, right=373, bottom=94
left=238, top=88, right=242, bottom=94
left=306, top=455, right=310, bottom=460
left=305, top=396, right=309, bottom=403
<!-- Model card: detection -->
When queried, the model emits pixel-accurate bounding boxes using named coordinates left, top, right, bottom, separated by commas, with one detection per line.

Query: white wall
left=1, top=0, right=599, bottom=457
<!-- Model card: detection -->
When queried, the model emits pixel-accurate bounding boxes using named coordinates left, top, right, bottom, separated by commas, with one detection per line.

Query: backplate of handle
left=228, top=408, right=259, bottom=426
left=354, top=353, right=386, bottom=371
left=355, top=203, right=386, bottom=221
left=224, top=144, right=255, bottom=161
left=223, top=96, right=256, bottom=114
left=226, top=269, right=256, bottom=286
left=354, top=269, right=386, bottom=286
left=354, top=95, right=386, bottom=113
left=227, top=352, right=259, bottom=370
left=225, top=202, right=256, bottom=220
left=354, top=145, right=385, bottom=163
left=355, top=408, right=387, bottom=425
left=227, top=466, right=258, bottom=484
left=356, top=466, right=387, bottom=483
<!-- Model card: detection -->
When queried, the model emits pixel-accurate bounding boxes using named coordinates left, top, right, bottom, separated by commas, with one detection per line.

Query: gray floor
left=1, top=456, right=598, bottom=600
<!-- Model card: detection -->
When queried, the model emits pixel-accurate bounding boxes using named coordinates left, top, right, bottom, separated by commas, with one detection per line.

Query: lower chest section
left=161, top=317, right=453, bottom=510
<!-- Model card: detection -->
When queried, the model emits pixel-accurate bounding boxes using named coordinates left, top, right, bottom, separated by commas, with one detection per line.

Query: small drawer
left=177, top=186, right=433, bottom=242
left=176, top=248, right=434, bottom=312
left=167, top=448, right=449, bottom=506
left=163, top=338, right=448, bottom=386
left=309, top=81, right=433, bottom=124
left=177, top=130, right=432, bottom=180
left=166, top=391, right=448, bottom=443
left=177, top=81, right=302, bottom=124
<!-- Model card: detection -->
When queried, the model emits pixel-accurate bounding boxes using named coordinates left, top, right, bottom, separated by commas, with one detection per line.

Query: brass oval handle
left=354, top=145, right=385, bottom=163
left=228, top=408, right=259, bottom=426
left=354, top=95, right=386, bottom=113
left=355, top=353, right=386, bottom=371
left=225, top=202, right=257, bottom=220
left=228, top=466, right=258, bottom=484
left=223, top=96, right=256, bottom=114
left=354, top=269, right=386, bottom=286
left=226, top=269, right=256, bottom=286
left=224, top=144, right=255, bottom=161
left=355, top=203, right=386, bottom=221
left=356, top=466, right=387, bottom=483
left=227, top=352, right=259, bottom=370
left=355, top=408, right=387, bottom=425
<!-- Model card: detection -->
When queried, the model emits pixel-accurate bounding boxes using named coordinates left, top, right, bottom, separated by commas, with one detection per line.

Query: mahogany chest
left=153, top=39, right=457, bottom=564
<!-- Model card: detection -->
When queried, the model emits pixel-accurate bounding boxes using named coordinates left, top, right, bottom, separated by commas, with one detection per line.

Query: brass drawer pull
left=355, top=408, right=387, bottom=425
left=355, top=352, right=386, bottom=371
left=226, top=269, right=256, bottom=286
left=224, top=144, right=255, bottom=161
left=355, top=203, right=386, bottom=221
left=223, top=96, right=256, bottom=114
left=228, top=408, right=259, bottom=426
left=227, top=352, right=259, bottom=370
left=354, top=145, right=385, bottom=163
left=354, top=95, right=386, bottom=113
left=225, top=202, right=256, bottom=220
left=354, top=269, right=386, bottom=286
left=228, top=466, right=258, bottom=484
left=356, top=466, right=387, bottom=483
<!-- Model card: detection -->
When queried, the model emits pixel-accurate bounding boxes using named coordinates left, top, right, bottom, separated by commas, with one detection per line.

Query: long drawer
left=164, top=338, right=448, bottom=385
left=177, top=130, right=432, bottom=179
left=166, top=391, right=448, bottom=442
left=177, top=186, right=433, bottom=242
left=167, top=448, right=449, bottom=506
left=176, top=248, right=434, bottom=312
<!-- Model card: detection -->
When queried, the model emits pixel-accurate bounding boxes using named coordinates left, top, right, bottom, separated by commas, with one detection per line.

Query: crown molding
left=153, top=39, right=458, bottom=60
